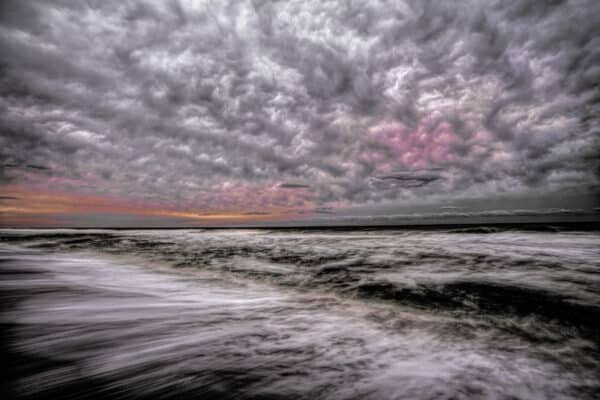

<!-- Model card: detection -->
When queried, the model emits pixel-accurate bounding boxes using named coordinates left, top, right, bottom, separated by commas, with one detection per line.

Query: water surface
left=1, top=227, right=599, bottom=399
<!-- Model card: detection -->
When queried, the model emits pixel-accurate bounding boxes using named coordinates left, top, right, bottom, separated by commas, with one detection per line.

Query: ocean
left=1, top=227, right=599, bottom=399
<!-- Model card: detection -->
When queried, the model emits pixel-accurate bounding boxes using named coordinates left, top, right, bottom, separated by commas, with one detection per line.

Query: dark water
left=1, top=228, right=599, bottom=399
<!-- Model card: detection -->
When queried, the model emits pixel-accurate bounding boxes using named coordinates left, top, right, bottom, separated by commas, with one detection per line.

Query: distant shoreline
left=2, top=220, right=599, bottom=232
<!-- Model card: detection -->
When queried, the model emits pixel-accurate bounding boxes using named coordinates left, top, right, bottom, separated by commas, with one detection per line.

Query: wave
left=2, top=228, right=599, bottom=337
left=350, top=280, right=600, bottom=334
left=447, top=226, right=507, bottom=234
left=3, top=249, right=599, bottom=399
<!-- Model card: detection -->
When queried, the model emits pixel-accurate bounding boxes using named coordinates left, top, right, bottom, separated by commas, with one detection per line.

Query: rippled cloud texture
left=1, top=0, right=599, bottom=225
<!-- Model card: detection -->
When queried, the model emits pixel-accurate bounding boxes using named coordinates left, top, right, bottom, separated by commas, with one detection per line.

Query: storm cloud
left=1, top=0, right=599, bottom=222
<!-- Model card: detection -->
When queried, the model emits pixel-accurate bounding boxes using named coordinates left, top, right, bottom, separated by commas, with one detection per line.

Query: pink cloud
left=182, top=181, right=316, bottom=213
left=365, top=116, right=462, bottom=170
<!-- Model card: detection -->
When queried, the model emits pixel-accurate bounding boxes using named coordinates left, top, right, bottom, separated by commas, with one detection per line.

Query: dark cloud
left=279, top=183, right=311, bottom=189
left=312, top=206, right=335, bottom=215
left=0, top=0, right=598, bottom=218
left=0, top=196, right=19, bottom=200
left=375, top=171, right=441, bottom=188
left=25, top=164, right=50, bottom=170
left=242, top=211, right=270, bottom=216
left=1, top=161, right=51, bottom=183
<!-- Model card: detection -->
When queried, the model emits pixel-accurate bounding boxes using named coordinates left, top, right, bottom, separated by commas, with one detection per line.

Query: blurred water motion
left=1, top=228, right=599, bottom=399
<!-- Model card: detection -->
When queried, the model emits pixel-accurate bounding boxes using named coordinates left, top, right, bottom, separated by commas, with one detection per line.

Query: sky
left=1, top=0, right=599, bottom=227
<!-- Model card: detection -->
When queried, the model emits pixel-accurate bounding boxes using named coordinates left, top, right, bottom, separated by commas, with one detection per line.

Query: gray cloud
left=25, top=164, right=50, bottom=170
left=242, top=211, right=270, bottom=216
left=279, top=183, right=311, bottom=189
left=374, top=171, right=442, bottom=188
left=0, top=0, right=598, bottom=218
left=440, top=206, right=463, bottom=211
left=312, top=206, right=335, bottom=215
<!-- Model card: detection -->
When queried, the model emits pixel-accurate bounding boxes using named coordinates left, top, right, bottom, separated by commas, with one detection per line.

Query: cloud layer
left=1, top=0, right=599, bottom=223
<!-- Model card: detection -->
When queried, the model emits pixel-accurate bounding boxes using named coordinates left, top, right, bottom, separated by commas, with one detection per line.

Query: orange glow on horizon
left=0, top=185, right=303, bottom=227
